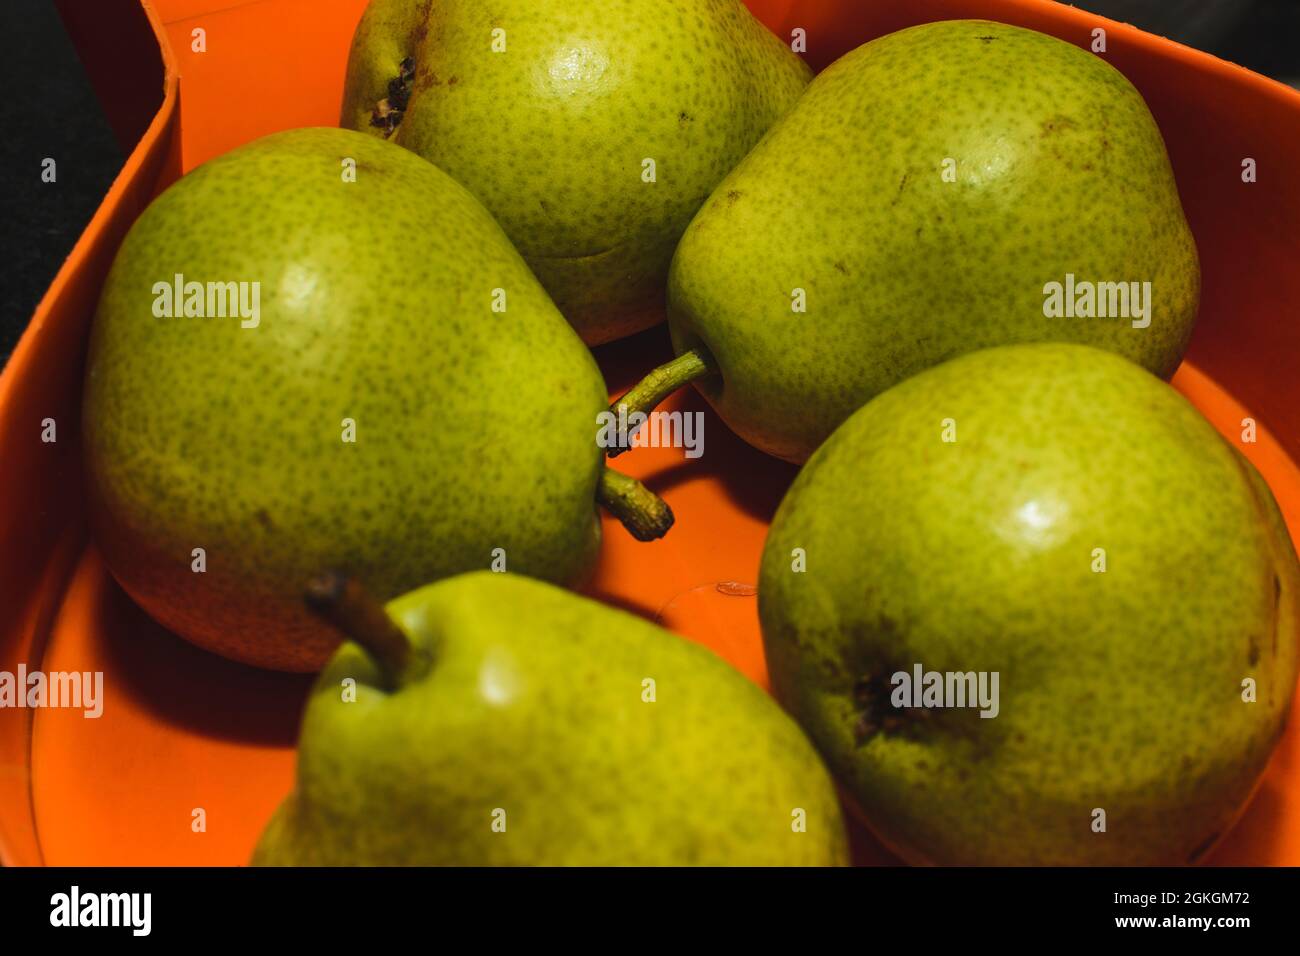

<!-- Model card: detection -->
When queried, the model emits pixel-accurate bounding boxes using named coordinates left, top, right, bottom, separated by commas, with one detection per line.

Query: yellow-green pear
left=613, top=20, right=1199, bottom=463
left=83, top=128, right=670, bottom=673
left=760, top=344, right=1298, bottom=865
left=253, top=571, right=849, bottom=865
left=341, top=0, right=812, bottom=344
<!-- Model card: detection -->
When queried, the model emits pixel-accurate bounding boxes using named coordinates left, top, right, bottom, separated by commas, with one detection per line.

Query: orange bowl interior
left=1, top=0, right=1298, bottom=865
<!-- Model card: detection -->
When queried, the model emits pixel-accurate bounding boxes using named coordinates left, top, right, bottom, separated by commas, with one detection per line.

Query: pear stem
left=598, top=467, right=675, bottom=541
left=305, top=572, right=411, bottom=690
left=606, top=347, right=718, bottom=458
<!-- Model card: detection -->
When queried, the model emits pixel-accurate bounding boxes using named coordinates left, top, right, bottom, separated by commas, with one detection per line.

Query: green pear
left=612, top=19, right=1199, bottom=462
left=759, top=343, right=1299, bottom=865
left=83, top=127, right=670, bottom=673
left=340, top=0, right=811, bottom=344
left=252, top=571, right=848, bottom=865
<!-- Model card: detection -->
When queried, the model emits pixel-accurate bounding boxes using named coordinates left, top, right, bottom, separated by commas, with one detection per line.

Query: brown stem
left=606, top=347, right=718, bottom=458
left=597, top=467, right=675, bottom=541
left=305, top=572, right=412, bottom=690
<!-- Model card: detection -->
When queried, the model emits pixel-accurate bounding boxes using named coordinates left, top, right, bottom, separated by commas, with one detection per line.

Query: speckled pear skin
left=670, top=19, right=1201, bottom=463
left=341, top=0, right=812, bottom=345
left=759, top=344, right=1299, bottom=866
left=251, top=571, right=849, bottom=865
left=83, top=128, right=606, bottom=673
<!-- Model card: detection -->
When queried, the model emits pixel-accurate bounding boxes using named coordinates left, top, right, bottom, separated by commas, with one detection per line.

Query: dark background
left=1, top=0, right=1298, bottom=368
left=1, top=0, right=124, bottom=365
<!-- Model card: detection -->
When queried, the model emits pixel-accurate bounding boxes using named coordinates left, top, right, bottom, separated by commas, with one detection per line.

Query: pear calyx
left=370, top=57, right=416, bottom=136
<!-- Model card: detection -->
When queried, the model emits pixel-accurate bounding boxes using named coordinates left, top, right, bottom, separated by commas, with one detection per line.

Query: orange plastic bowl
left=1, top=0, right=1298, bottom=866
